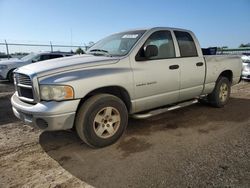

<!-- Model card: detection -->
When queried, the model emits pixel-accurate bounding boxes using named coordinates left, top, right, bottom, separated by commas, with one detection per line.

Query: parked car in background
left=241, top=55, right=250, bottom=80
left=0, top=51, right=74, bottom=82
left=0, top=54, right=12, bottom=61
left=11, top=27, right=242, bottom=148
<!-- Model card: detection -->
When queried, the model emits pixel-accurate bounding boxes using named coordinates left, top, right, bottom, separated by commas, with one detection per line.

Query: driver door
left=131, top=30, right=180, bottom=112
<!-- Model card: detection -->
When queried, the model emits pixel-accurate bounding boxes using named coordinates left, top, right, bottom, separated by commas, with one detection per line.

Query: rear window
left=174, top=31, right=198, bottom=57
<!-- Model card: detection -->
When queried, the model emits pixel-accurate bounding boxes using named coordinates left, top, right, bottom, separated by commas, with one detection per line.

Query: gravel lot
left=0, top=80, right=249, bottom=188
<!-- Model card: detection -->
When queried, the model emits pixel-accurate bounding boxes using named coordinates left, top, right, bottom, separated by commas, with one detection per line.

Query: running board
left=132, top=99, right=198, bottom=119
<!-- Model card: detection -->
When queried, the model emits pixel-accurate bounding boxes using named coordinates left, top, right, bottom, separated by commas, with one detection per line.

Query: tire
left=7, top=69, right=15, bottom=83
left=207, top=77, right=231, bottom=108
left=75, top=94, right=128, bottom=148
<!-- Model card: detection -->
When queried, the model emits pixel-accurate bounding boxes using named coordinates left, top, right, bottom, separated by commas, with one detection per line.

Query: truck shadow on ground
left=39, top=97, right=250, bottom=187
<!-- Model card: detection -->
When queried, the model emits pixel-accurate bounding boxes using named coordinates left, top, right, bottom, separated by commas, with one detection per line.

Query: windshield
left=87, top=30, right=146, bottom=57
left=20, top=53, right=37, bottom=61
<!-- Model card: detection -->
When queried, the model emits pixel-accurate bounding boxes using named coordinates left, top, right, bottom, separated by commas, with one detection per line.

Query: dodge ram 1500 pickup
left=11, top=27, right=242, bottom=147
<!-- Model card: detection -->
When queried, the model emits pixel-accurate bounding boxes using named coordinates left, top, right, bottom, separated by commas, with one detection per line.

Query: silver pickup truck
left=11, top=27, right=242, bottom=147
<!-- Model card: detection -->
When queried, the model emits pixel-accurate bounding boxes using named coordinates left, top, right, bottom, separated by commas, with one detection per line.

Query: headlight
left=40, top=85, right=74, bottom=101
left=0, top=65, right=7, bottom=69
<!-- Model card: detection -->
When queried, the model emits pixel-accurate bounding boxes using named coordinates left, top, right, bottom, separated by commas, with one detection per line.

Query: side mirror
left=144, top=45, right=158, bottom=59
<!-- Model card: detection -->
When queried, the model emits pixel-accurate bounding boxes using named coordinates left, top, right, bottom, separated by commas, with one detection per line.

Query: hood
left=0, top=58, right=22, bottom=65
left=16, top=54, right=120, bottom=77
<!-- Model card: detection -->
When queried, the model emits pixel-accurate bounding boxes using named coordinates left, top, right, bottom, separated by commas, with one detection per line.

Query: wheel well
left=78, top=86, right=131, bottom=112
left=7, top=68, right=15, bottom=76
left=219, top=70, right=233, bottom=83
left=7, top=68, right=16, bottom=81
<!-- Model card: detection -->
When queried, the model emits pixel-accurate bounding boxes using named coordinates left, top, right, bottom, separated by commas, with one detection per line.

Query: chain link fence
left=0, top=40, right=88, bottom=59
left=1, top=39, right=250, bottom=59
left=217, top=48, right=250, bottom=55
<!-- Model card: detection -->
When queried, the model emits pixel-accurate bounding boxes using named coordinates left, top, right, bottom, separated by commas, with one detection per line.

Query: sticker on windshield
left=122, top=34, right=139, bottom=39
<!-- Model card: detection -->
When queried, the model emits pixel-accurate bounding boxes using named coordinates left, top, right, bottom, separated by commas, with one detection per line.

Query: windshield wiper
left=89, top=49, right=112, bottom=57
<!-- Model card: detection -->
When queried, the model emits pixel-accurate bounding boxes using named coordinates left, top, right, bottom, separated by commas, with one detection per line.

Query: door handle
left=196, top=62, right=204, bottom=66
left=169, top=65, right=179, bottom=70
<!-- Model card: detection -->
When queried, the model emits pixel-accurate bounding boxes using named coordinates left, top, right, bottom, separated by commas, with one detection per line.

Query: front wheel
left=75, top=94, right=128, bottom=148
left=208, top=77, right=231, bottom=107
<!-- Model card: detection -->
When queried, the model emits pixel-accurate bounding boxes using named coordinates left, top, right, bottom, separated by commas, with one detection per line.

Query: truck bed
left=202, top=55, right=242, bottom=94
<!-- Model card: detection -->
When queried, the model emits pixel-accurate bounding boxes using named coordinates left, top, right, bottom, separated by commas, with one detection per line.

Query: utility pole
left=50, top=41, right=53, bottom=52
left=70, top=28, right=73, bottom=52
left=5, top=40, right=10, bottom=58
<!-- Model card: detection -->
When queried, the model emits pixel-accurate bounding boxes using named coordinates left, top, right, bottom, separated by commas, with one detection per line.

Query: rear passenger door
left=174, top=31, right=206, bottom=101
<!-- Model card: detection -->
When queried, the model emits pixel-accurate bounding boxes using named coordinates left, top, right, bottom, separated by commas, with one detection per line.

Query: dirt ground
left=0, top=80, right=249, bottom=188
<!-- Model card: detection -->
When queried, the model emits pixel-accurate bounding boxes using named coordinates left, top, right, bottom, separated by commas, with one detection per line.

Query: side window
left=136, top=30, right=175, bottom=61
left=49, top=54, right=63, bottom=59
left=32, top=55, right=41, bottom=62
left=174, top=31, right=198, bottom=57
left=32, top=54, right=63, bottom=62
left=40, top=54, right=51, bottom=61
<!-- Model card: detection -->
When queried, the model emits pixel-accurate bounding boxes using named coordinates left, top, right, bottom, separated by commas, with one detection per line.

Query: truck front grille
left=16, top=74, right=32, bottom=85
left=15, top=73, right=34, bottom=102
left=19, top=87, right=34, bottom=99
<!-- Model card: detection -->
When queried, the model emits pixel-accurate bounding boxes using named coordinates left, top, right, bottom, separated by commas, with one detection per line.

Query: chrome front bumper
left=11, top=92, right=80, bottom=131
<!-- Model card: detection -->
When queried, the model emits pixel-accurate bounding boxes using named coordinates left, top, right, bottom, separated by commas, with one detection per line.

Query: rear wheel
left=207, top=77, right=231, bottom=107
left=75, top=94, right=128, bottom=148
